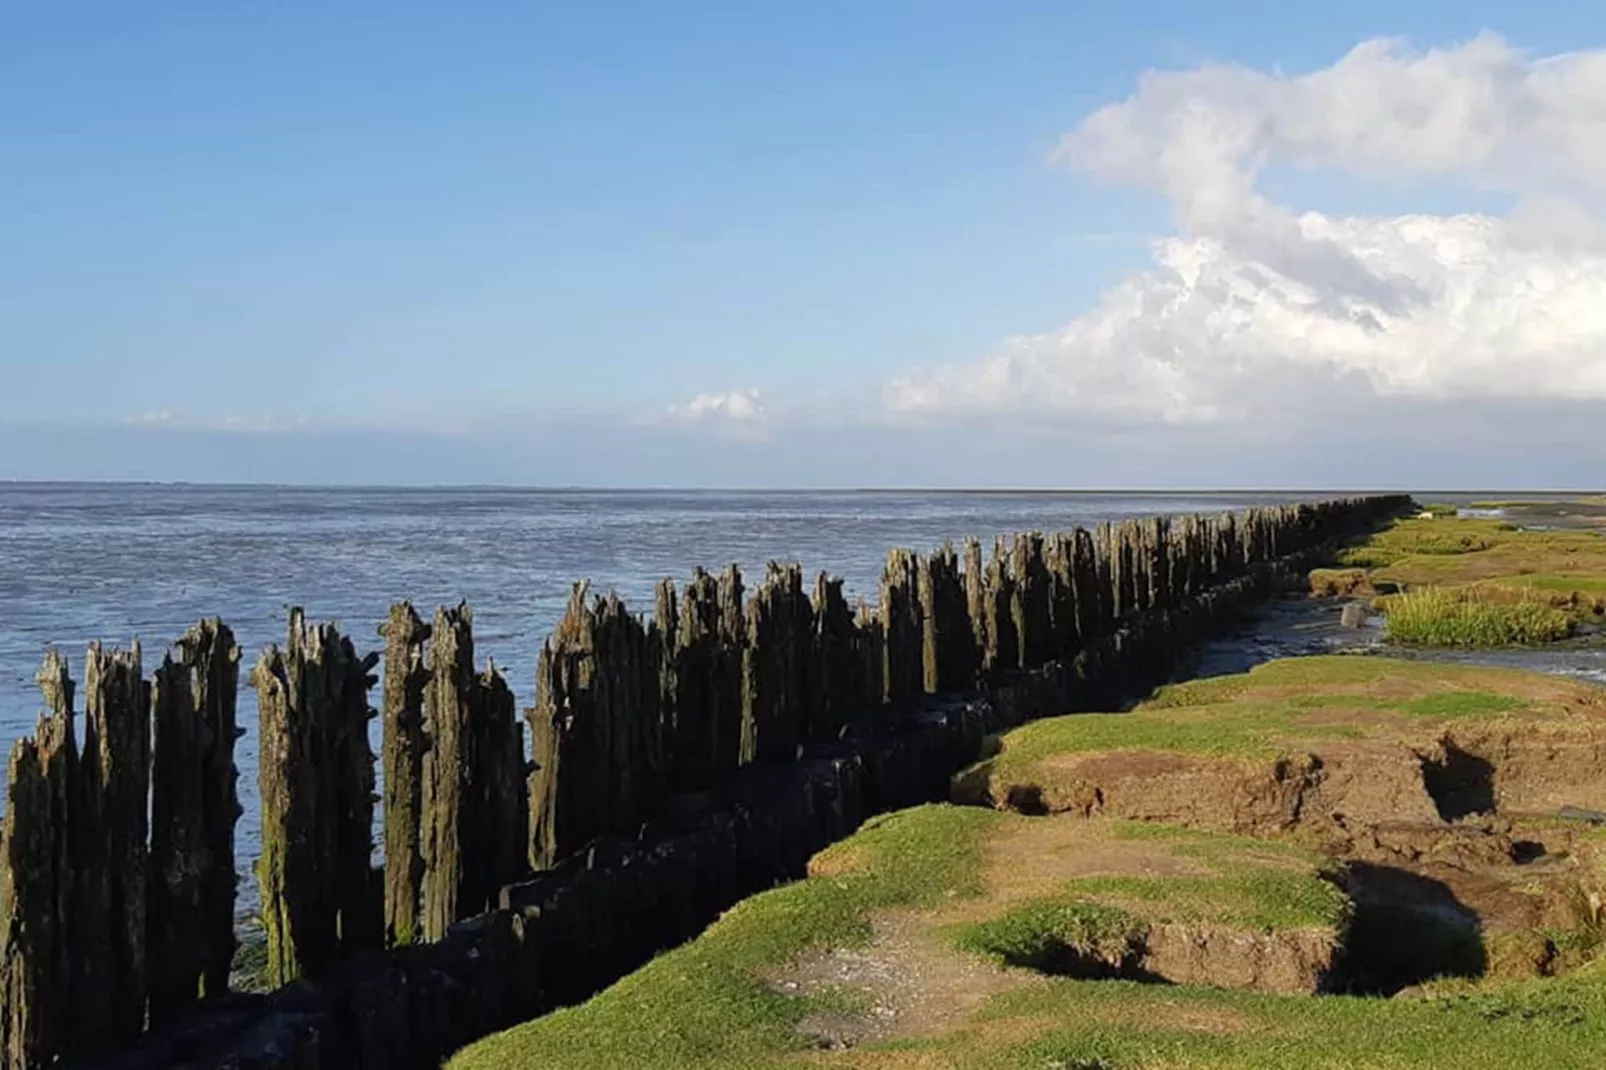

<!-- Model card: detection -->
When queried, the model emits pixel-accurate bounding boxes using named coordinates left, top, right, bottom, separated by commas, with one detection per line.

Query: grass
left=1384, top=587, right=1575, bottom=647
left=449, top=805, right=1002, bottom=1070
left=952, top=897, right=1142, bottom=972
left=454, top=801, right=1606, bottom=1069
left=975, top=655, right=1564, bottom=777
left=1311, top=514, right=1606, bottom=644
left=453, top=656, right=1606, bottom=1070
left=950, top=821, right=1349, bottom=972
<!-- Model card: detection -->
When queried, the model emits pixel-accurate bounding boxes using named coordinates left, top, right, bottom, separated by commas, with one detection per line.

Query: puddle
left=1185, top=593, right=1606, bottom=688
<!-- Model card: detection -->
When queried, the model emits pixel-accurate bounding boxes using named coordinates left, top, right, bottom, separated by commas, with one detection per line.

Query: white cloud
left=120, top=410, right=315, bottom=432
left=888, top=34, right=1606, bottom=424
left=664, top=389, right=767, bottom=424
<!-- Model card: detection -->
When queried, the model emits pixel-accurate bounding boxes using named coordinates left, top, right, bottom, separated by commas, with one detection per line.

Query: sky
left=4, top=2, right=1606, bottom=488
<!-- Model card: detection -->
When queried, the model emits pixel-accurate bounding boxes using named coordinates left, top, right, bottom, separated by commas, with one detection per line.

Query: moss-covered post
left=480, top=663, right=527, bottom=902
left=879, top=549, right=922, bottom=704
left=855, top=600, right=885, bottom=713
left=333, top=629, right=381, bottom=956
left=962, top=537, right=989, bottom=672
left=1010, top=533, right=1052, bottom=669
left=0, top=655, right=78, bottom=1069
left=422, top=605, right=474, bottom=941
left=253, top=610, right=376, bottom=986
left=149, top=619, right=242, bottom=1025
left=918, top=543, right=971, bottom=693
left=741, top=563, right=811, bottom=763
left=529, top=585, right=598, bottom=870
left=714, top=565, right=746, bottom=774
left=380, top=603, right=430, bottom=948
left=76, top=642, right=151, bottom=1052
left=423, top=602, right=528, bottom=940
left=810, top=572, right=858, bottom=742
left=669, top=571, right=718, bottom=791
left=982, top=538, right=1017, bottom=675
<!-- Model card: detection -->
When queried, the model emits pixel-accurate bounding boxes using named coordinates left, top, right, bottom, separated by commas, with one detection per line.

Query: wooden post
left=810, top=572, right=858, bottom=742
left=669, top=570, right=718, bottom=791
left=529, top=585, right=599, bottom=871
left=149, top=619, right=242, bottom=1025
left=982, top=538, right=1017, bottom=674
left=714, top=565, right=746, bottom=775
left=741, top=563, right=812, bottom=764
left=918, top=543, right=971, bottom=693
left=0, top=655, right=78, bottom=1069
left=855, top=600, right=885, bottom=712
left=253, top=610, right=377, bottom=986
left=422, top=605, right=527, bottom=940
left=1010, top=533, right=1051, bottom=669
left=879, top=549, right=922, bottom=704
left=76, top=642, right=151, bottom=1053
left=380, top=603, right=430, bottom=948
left=963, top=537, right=989, bottom=673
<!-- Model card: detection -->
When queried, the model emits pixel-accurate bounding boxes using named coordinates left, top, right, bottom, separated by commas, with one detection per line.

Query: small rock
left=1339, top=603, right=1368, bottom=630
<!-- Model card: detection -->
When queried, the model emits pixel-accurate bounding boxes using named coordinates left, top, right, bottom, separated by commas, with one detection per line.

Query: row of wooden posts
left=0, top=497, right=1408, bottom=1067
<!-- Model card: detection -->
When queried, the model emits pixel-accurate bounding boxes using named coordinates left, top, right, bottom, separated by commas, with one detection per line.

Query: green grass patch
left=449, top=805, right=1000, bottom=1070
left=976, top=657, right=1561, bottom=783
left=1384, top=588, right=1574, bottom=647
left=1318, top=513, right=1606, bottom=637
left=952, top=898, right=1142, bottom=972
left=950, top=823, right=1347, bottom=975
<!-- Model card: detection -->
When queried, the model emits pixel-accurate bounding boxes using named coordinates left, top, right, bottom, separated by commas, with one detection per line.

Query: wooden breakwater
left=0, top=496, right=1409, bottom=1069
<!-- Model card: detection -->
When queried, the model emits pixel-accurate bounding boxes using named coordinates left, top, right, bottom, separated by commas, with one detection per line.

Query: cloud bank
left=887, top=33, right=1606, bottom=426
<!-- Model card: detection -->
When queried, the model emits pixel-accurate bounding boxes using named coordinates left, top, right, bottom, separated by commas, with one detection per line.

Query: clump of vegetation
left=1384, top=587, right=1573, bottom=647
left=953, top=898, right=1143, bottom=973
left=1312, top=512, right=1606, bottom=643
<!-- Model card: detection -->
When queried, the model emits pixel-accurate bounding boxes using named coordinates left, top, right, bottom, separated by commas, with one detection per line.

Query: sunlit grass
left=1383, top=587, right=1574, bottom=647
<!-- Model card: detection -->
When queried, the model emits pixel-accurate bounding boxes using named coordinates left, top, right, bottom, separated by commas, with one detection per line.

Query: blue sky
left=4, top=3, right=1605, bottom=486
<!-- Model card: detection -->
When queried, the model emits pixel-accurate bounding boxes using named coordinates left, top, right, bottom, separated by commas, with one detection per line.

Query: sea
left=0, top=483, right=1404, bottom=878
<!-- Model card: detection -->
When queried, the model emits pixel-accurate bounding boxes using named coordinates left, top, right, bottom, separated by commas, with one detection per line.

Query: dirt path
left=772, top=912, right=1041, bottom=1050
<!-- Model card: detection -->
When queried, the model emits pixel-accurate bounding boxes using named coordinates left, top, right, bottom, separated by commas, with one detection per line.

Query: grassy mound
left=452, top=657, right=1606, bottom=1070
left=1310, top=514, right=1606, bottom=645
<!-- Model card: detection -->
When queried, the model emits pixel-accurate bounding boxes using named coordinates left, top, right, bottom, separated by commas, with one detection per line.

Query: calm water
left=0, top=484, right=1340, bottom=877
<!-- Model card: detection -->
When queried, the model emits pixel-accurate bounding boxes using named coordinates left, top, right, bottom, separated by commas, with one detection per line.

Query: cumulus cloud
left=657, top=389, right=771, bottom=438
left=888, top=33, right=1606, bottom=424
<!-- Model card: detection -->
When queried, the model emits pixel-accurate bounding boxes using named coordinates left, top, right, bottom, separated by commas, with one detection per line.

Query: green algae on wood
left=380, top=603, right=430, bottom=948
left=149, top=618, right=243, bottom=1023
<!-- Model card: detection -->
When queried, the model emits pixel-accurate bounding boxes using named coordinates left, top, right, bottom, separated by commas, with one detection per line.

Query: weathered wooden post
left=880, top=549, right=922, bottom=704
left=1010, top=533, right=1052, bottom=669
left=855, top=600, right=885, bottom=712
left=253, top=610, right=377, bottom=986
left=714, top=565, right=746, bottom=774
left=982, top=538, right=1017, bottom=674
left=76, top=642, right=151, bottom=1052
left=668, top=571, right=718, bottom=791
left=530, top=585, right=597, bottom=871
left=742, top=563, right=812, bottom=763
left=423, top=604, right=526, bottom=941
left=962, top=537, right=989, bottom=672
left=380, top=603, right=430, bottom=948
left=0, top=655, right=78, bottom=1070
left=149, top=619, right=242, bottom=1025
left=1070, top=528, right=1103, bottom=643
left=810, top=572, right=858, bottom=742
left=918, top=543, right=971, bottom=693
left=650, top=578, right=679, bottom=794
